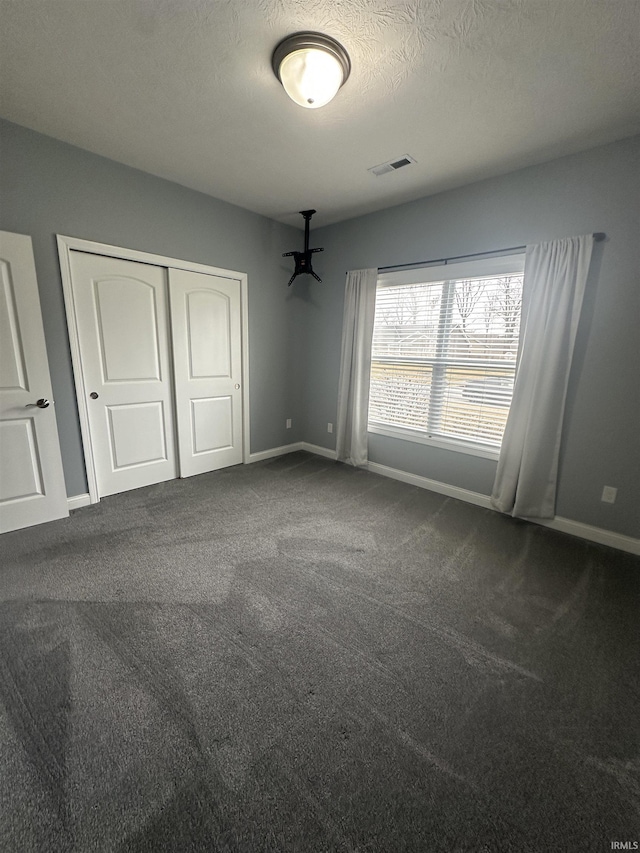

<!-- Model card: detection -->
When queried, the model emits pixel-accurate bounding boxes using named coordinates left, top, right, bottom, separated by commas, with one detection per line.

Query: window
left=368, top=254, right=525, bottom=457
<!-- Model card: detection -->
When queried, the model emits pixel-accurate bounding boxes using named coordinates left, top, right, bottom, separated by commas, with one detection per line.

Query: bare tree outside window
left=454, top=279, right=484, bottom=345
left=492, top=276, right=523, bottom=356
left=370, top=268, right=524, bottom=448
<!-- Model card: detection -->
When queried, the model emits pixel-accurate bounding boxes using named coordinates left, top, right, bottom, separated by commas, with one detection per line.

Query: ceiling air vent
left=368, top=154, right=417, bottom=177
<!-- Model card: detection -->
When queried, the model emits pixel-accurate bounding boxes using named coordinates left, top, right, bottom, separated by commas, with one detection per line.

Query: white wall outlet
left=286, top=418, right=292, bottom=429
left=327, top=422, right=333, bottom=433
left=601, top=485, right=617, bottom=504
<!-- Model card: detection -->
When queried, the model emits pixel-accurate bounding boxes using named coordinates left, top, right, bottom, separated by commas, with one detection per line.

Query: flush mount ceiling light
left=272, top=32, right=351, bottom=109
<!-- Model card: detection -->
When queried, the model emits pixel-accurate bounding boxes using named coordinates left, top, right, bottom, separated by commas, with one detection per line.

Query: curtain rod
left=375, top=232, right=606, bottom=273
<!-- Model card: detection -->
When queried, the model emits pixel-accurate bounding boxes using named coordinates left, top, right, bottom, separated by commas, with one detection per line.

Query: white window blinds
left=369, top=263, right=524, bottom=450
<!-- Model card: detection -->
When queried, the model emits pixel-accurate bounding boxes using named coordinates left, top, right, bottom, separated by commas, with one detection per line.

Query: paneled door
left=169, top=269, right=243, bottom=477
left=69, top=252, right=177, bottom=497
left=0, top=231, right=68, bottom=533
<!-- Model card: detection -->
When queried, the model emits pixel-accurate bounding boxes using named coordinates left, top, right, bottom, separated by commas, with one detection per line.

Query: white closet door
left=169, top=269, right=243, bottom=477
left=0, top=231, right=68, bottom=533
left=69, top=252, right=177, bottom=497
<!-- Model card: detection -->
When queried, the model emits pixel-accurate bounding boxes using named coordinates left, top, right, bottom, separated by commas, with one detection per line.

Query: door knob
left=234, top=384, right=240, bottom=390
left=90, top=392, right=99, bottom=399
left=26, top=398, right=50, bottom=409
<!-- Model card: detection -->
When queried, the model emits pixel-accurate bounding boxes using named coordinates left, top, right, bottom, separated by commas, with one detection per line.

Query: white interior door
left=0, top=231, right=68, bottom=533
left=69, top=252, right=177, bottom=497
left=169, top=268, right=243, bottom=477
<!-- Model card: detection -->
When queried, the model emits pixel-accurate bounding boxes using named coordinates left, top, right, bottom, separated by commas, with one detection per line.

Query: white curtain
left=491, top=234, right=594, bottom=519
left=335, top=268, right=378, bottom=467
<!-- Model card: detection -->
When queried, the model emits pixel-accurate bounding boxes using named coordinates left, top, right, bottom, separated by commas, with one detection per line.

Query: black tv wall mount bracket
left=283, top=209, right=324, bottom=286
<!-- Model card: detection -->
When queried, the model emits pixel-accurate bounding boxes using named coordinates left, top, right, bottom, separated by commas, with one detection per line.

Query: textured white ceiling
left=1, top=0, right=639, bottom=228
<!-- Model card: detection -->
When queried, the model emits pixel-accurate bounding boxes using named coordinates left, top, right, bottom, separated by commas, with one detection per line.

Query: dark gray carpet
left=1, top=451, right=638, bottom=852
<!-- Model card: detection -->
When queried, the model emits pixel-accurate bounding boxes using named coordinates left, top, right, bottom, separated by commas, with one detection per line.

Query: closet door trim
left=57, top=234, right=250, bottom=505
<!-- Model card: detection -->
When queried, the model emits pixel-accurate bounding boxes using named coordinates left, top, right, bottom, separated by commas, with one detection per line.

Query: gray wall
left=0, top=119, right=303, bottom=497
left=303, top=136, right=640, bottom=538
left=2, top=119, right=638, bottom=539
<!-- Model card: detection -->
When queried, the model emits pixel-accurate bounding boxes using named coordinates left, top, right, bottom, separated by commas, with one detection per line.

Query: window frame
left=368, top=253, right=526, bottom=460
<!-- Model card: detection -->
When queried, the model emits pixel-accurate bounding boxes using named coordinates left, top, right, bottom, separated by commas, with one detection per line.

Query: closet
left=65, top=246, right=246, bottom=500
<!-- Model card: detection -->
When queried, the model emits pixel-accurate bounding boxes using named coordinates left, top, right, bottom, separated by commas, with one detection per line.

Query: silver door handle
left=26, top=398, right=50, bottom=409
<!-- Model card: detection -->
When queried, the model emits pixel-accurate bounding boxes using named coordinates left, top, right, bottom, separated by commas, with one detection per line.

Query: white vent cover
left=368, top=155, right=417, bottom=177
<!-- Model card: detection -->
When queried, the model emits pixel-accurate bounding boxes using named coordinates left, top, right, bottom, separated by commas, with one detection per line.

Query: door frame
left=0, top=230, right=69, bottom=532
left=57, top=234, right=250, bottom=505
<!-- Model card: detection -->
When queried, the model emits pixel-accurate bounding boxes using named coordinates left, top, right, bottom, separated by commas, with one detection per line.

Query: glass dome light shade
left=272, top=32, right=351, bottom=109
left=279, top=48, right=344, bottom=109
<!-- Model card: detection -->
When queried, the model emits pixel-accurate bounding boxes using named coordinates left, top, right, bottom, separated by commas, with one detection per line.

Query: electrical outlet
left=327, top=422, right=333, bottom=433
left=286, top=418, right=292, bottom=429
left=601, top=485, right=617, bottom=504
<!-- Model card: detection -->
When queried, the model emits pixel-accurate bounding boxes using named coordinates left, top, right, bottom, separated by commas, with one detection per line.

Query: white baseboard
left=300, top=442, right=338, bottom=460
left=366, top=462, right=493, bottom=510
left=248, top=442, right=303, bottom=463
left=242, top=445, right=638, bottom=556
left=68, top=493, right=91, bottom=511
left=533, top=516, right=640, bottom=556
left=248, top=441, right=338, bottom=464
left=366, top=461, right=639, bottom=556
